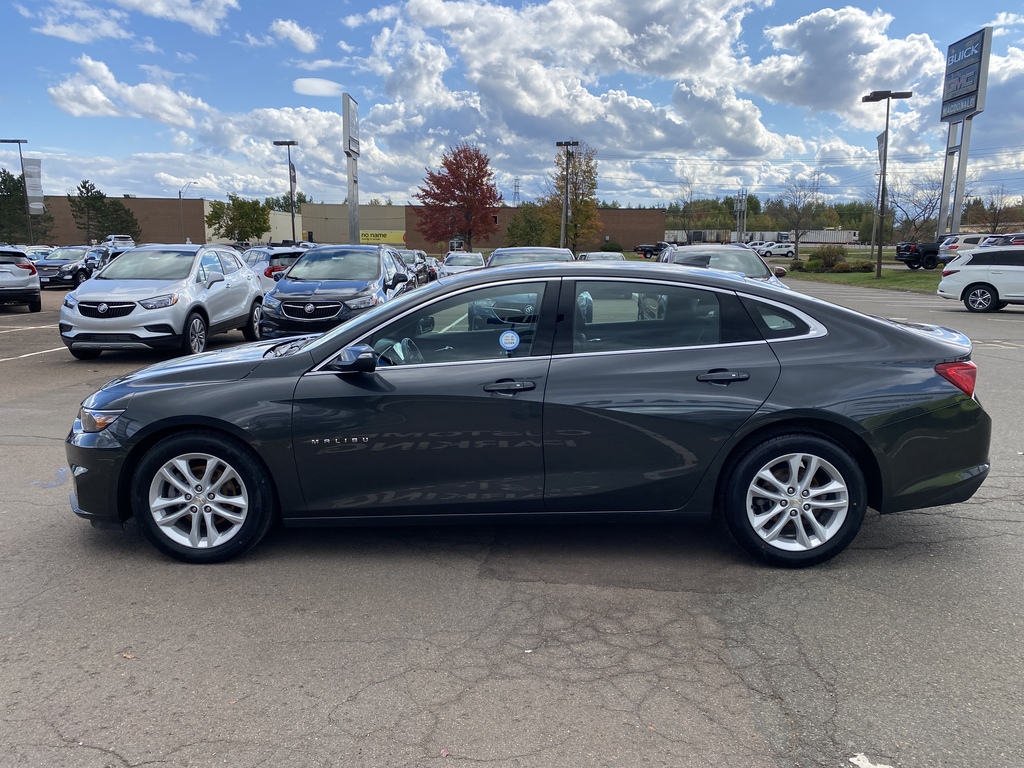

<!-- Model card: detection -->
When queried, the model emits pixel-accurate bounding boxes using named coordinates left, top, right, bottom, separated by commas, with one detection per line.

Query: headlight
left=79, top=407, right=124, bottom=433
left=63, top=294, right=78, bottom=309
left=346, top=295, right=378, bottom=310
left=59, top=264, right=75, bottom=273
left=262, top=294, right=281, bottom=310
left=139, top=294, right=178, bottom=310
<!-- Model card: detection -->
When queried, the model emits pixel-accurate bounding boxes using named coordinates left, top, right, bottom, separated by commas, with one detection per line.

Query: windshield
left=446, top=254, right=485, bottom=266
left=98, top=248, right=196, bottom=280
left=670, top=249, right=772, bottom=278
left=287, top=248, right=381, bottom=281
left=585, top=252, right=625, bottom=260
left=489, top=249, right=573, bottom=266
left=47, top=247, right=90, bottom=261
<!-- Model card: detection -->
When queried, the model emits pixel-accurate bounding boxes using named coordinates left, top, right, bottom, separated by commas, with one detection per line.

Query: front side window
left=363, top=282, right=547, bottom=366
left=197, top=252, right=223, bottom=282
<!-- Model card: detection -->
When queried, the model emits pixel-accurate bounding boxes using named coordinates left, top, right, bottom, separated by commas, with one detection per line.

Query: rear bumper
left=0, top=288, right=41, bottom=303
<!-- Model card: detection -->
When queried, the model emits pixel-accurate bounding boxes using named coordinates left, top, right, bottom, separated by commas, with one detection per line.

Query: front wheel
left=923, top=255, right=938, bottom=270
left=964, top=284, right=998, bottom=313
left=75, top=271, right=88, bottom=286
left=906, top=261, right=921, bottom=270
left=243, top=301, right=262, bottom=341
left=722, top=434, right=867, bottom=567
left=28, top=298, right=41, bottom=313
left=131, top=431, right=276, bottom=563
left=180, top=312, right=208, bottom=354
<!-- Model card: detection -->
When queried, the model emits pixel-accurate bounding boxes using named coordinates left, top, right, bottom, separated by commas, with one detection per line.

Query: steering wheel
left=398, top=337, right=425, bottom=364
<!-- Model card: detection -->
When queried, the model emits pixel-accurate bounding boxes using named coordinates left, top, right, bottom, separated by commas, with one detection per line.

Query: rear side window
left=965, top=252, right=998, bottom=266
left=992, top=250, right=1024, bottom=267
left=740, top=298, right=812, bottom=340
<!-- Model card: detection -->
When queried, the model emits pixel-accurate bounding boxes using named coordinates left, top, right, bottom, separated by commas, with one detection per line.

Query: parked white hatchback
left=60, top=244, right=263, bottom=359
left=937, top=245, right=1024, bottom=312
left=759, top=241, right=795, bottom=258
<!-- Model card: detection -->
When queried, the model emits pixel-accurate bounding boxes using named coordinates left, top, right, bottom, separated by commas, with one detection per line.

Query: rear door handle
left=483, top=379, right=536, bottom=393
left=696, top=370, right=750, bottom=384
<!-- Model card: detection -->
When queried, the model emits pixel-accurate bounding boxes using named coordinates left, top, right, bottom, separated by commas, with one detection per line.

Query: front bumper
left=65, top=420, right=130, bottom=524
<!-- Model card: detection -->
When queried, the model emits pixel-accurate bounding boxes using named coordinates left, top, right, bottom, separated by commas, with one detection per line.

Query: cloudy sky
left=3, top=0, right=1023, bottom=210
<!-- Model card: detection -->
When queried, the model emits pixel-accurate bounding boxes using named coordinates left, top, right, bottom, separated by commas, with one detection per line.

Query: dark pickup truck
left=895, top=240, right=941, bottom=270
left=633, top=241, right=669, bottom=259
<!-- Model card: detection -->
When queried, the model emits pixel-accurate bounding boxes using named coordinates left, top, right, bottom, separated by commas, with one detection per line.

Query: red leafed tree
left=414, top=144, right=502, bottom=250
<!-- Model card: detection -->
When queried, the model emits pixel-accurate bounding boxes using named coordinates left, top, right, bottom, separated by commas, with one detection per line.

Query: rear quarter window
left=740, top=298, right=812, bottom=340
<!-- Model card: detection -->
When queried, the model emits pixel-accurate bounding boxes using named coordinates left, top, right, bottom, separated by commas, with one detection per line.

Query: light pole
left=178, top=180, right=199, bottom=242
left=556, top=140, right=579, bottom=249
left=1, top=139, right=33, bottom=245
left=862, top=90, right=912, bottom=278
left=273, top=140, right=299, bottom=243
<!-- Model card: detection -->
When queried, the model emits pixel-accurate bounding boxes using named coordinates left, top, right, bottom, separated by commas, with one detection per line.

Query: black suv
left=259, top=244, right=411, bottom=339
left=894, top=240, right=941, bottom=270
left=35, top=245, right=105, bottom=287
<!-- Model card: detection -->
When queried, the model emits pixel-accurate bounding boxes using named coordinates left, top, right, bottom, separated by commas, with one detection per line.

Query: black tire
left=180, top=312, right=208, bottom=355
left=69, top=347, right=101, bottom=360
left=131, top=430, right=276, bottom=564
left=963, top=284, right=998, bottom=313
left=784, top=250, right=794, bottom=258
left=922, top=255, right=938, bottom=270
left=907, top=261, right=921, bottom=270
left=242, top=301, right=262, bottom=341
left=28, top=298, right=41, bottom=313
left=74, top=271, right=88, bottom=286
left=721, top=434, right=867, bottom=567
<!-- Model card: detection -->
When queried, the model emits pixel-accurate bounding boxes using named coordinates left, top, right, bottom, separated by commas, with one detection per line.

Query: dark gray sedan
left=67, top=261, right=990, bottom=566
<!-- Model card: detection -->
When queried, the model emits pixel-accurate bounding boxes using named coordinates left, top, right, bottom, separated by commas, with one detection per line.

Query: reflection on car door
left=542, top=279, right=781, bottom=512
left=290, top=279, right=559, bottom=518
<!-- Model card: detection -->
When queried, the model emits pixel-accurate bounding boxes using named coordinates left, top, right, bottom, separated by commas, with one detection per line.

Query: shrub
left=805, top=258, right=824, bottom=272
left=851, top=260, right=874, bottom=272
left=601, top=241, right=623, bottom=252
left=810, top=244, right=848, bottom=269
left=789, top=258, right=804, bottom=272
left=831, top=261, right=853, bottom=273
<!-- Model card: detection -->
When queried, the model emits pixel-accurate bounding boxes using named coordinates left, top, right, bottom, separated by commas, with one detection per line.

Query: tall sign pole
left=343, top=94, right=360, bottom=243
left=936, top=27, right=992, bottom=237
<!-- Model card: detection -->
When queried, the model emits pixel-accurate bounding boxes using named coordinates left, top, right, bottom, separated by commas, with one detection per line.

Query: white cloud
left=343, top=5, right=401, bottom=29
left=295, top=59, right=349, bottom=71
left=112, top=0, right=239, bottom=36
left=133, top=37, right=162, bottom=54
left=293, top=78, right=344, bottom=97
left=48, top=55, right=212, bottom=128
left=270, top=19, right=319, bottom=53
left=28, top=0, right=132, bottom=44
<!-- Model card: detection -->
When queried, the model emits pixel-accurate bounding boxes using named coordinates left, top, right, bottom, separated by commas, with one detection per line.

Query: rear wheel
left=131, top=431, right=276, bottom=563
left=28, top=298, right=41, bottom=313
left=964, top=284, right=998, bottom=313
left=906, top=261, right=921, bottom=270
left=722, top=434, right=867, bottom=567
left=180, top=312, right=208, bottom=354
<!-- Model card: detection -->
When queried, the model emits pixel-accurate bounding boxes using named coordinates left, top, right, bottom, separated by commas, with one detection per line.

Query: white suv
left=938, top=233, right=991, bottom=264
left=60, top=244, right=263, bottom=359
left=0, top=247, right=42, bottom=312
left=760, top=241, right=795, bottom=258
left=937, top=246, right=1024, bottom=312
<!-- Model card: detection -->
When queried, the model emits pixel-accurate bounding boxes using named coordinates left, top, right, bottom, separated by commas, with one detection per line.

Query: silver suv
left=0, top=247, right=42, bottom=312
left=59, top=244, right=263, bottom=359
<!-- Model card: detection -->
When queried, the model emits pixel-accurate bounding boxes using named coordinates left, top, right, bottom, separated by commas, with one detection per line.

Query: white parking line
left=0, top=325, right=54, bottom=334
left=0, top=347, right=66, bottom=363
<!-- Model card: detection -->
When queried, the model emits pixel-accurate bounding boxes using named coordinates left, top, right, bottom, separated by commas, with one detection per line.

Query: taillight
left=17, top=262, right=37, bottom=275
left=264, top=265, right=285, bottom=279
left=936, top=361, right=977, bottom=396
left=941, top=268, right=959, bottom=277
left=948, top=244, right=959, bottom=249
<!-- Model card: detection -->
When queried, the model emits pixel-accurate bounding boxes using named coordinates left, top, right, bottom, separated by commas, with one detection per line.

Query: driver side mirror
left=327, top=344, right=377, bottom=373
left=774, top=266, right=788, bottom=277
left=392, top=272, right=409, bottom=288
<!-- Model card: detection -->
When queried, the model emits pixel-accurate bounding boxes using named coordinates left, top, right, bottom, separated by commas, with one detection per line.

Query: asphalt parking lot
left=1, top=283, right=1022, bottom=767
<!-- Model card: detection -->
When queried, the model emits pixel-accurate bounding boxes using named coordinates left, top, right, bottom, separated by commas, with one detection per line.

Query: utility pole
left=273, top=140, right=299, bottom=243
left=556, top=140, right=579, bottom=249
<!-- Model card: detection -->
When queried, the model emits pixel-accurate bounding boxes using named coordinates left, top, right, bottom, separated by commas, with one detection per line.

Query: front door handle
left=483, top=379, right=536, bottom=393
left=696, top=370, right=750, bottom=384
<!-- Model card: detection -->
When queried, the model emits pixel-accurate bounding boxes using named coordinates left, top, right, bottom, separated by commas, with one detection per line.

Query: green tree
left=102, top=199, right=142, bottom=242
left=264, top=190, right=313, bottom=212
left=0, top=168, right=55, bottom=244
left=415, top=143, right=502, bottom=251
left=205, top=194, right=271, bottom=242
left=68, top=180, right=108, bottom=243
left=538, top=141, right=602, bottom=252
left=504, top=202, right=549, bottom=246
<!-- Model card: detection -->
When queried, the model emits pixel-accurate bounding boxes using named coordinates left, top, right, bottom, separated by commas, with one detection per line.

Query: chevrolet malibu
left=66, top=261, right=991, bottom=566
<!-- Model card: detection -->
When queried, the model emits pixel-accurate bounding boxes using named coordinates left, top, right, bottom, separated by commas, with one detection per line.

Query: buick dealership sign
left=941, top=27, right=992, bottom=123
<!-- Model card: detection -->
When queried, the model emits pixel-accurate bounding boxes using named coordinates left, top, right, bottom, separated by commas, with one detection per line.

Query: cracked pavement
left=1, top=285, right=1022, bottom=767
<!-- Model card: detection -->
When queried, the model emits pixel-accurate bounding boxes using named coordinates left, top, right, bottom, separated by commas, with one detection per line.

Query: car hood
left=99, top=340, right=280, bottom=392
left=73, top=278, right=186, bottom=299
left=271, top=278, right=375, bottom=300
left=36, top=257, right=83, bottom=267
